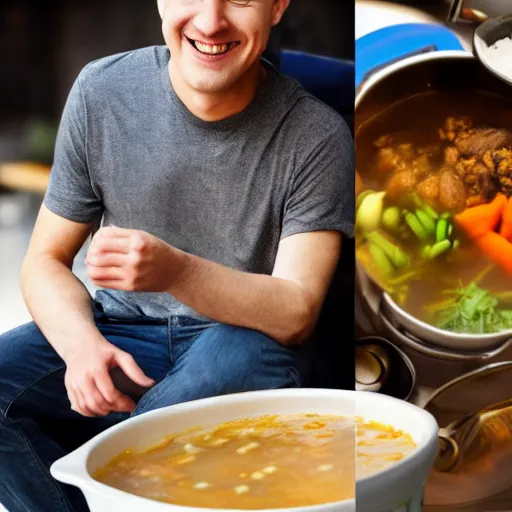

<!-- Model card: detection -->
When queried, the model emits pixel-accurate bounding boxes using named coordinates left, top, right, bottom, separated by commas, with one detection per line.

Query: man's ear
left=157, top=0, right=164, bottom=19
left=271, top=0, right=291, bottom=27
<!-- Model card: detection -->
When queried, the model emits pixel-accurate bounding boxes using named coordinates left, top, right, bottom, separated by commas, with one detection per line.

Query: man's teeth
left=193, top=41, right=236, bottom=55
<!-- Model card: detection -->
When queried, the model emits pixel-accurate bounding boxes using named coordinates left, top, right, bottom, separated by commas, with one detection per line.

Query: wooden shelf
left=0, top=162, right=50, bottom=195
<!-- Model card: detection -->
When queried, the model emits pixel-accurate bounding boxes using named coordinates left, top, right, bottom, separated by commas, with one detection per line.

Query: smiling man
left=0, top=0, right=353, bottom=510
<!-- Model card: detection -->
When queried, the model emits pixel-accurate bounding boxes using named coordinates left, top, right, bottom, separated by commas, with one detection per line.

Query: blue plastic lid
left=356, top=23, right=464, bottom=87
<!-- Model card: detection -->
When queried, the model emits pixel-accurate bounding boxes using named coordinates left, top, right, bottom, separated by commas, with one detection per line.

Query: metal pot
left=356, top=336, right=417, bottom=401
left=355, top=26, right=512, bottom=361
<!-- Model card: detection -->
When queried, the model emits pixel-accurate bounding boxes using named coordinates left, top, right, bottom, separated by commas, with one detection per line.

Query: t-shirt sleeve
left=43, top=72, right=104, bottom=223
left=281, top=117, right=354, bottom=240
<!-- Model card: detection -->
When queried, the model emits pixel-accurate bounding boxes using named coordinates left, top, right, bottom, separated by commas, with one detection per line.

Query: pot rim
left=355, top=49, right=512, bottom=343
left=355, top=49, right=471, bottom=107
left=423, top=360, right=512, bottom=410
left=382, top=291, right=512, bottom=342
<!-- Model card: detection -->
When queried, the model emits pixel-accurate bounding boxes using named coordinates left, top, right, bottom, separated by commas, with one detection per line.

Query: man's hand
left=86, top=227, right=178, bottom=292
left=65, top=338, right=155, bottom=417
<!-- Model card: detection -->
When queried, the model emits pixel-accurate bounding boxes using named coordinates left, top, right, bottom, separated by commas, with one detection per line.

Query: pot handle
left=356, top=23, right=465, bottom=88
left=381, top=314, right=512, bottom=363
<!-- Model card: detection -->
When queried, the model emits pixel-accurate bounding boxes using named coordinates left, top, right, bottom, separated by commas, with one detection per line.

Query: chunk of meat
left=411, top=154, right=431, bottom=179
left=439, top=116, right=472, bottom=142
left=454, top=128, right=512, bottom=156
left=438, top=168, right=466, bottom=212
left=462, top=162, right=499, bottom=202
left=444, top=146, right=460, bottom=166
left=491, top=148, right=512, bottom=195
left=397, top=143, right=415, bottom=160
left=466, top=195, right=488, bottom=208
left=374, top=135, right=393, bottom=148
left=375, top=147, right=402, bottom=176
left=385, top=170, right=417, bottom=200
left=417, top=144, right=442, bottom=158
left=417, top=174, right=440, bottom=206
left=445, top=116, right=472, bottom=133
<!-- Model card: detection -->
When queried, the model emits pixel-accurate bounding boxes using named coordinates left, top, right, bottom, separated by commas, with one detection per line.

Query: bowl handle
left=356, top=23, right=465, bottom=88
left=50, top=450, right=90, bottom=487
left=381, top=314, right=512, bottom=362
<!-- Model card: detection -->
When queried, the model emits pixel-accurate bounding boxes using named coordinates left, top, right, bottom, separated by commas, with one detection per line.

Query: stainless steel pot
left=355, top=45, right=512, bottom=361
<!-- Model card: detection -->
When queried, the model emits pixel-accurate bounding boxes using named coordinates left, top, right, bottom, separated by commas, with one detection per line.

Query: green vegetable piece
left=448, top=223, right=453, bottom=238
left=441, top=212, right=452, bottom=220
left=356, top=190, right=375, bottom=212
left=365, top=231, right=410, bottom=268
left=410, top=192, right=424, bottom=209
left=430, top=282, right=511, bottom=334
left=453, top=239, right=460, bottom=249
left=416, top=209, right=436, bottom=235
left=369, top=243, right=394, bottom=277
left=405, top=213, right=428, bottom=240
left=436, top=219, right=448, bottom=243
left=429, top=239, right=452, bottom=259
left=382, top=206, right=401, bottom=231
left=422, top=245, right=432, bottom=259
left=422, top=204, right=439, bottom=220
left=356, top=191, right=386, bottom=233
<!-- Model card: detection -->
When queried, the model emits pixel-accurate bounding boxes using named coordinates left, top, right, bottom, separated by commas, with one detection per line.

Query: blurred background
left=0, top=0, right=354, bottom=333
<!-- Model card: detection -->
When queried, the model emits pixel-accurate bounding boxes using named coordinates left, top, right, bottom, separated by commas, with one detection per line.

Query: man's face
left=160, top=0, right=289, bottom=93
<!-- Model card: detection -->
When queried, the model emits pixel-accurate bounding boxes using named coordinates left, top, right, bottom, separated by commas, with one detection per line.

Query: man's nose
left=193, top=0, right=229, bottom=37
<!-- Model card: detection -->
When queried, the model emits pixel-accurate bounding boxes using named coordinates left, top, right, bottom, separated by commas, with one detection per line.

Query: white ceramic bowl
left=355, top=391, right=438, bottom=512
left=51, top=389, right=438, bottom=512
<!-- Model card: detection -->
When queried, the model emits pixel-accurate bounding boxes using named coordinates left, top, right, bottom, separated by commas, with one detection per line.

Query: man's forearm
left=21, top=257, right=103, bottom=361
left=168, top=250, right=313, bottom=345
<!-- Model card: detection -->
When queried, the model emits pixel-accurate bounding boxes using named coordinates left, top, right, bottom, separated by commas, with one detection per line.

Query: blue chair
left=273, top=49, right=355, bottom=390
left=278, top=49, right=354, bottom=133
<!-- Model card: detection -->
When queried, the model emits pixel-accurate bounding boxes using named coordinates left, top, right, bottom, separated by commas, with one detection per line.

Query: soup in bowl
left=51, top=389, right=438, bottom=512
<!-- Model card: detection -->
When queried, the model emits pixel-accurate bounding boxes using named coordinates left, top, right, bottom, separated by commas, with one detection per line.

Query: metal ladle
left=435, top=397, right=512, bottom=472
left=473, top=14, right=512, bottom=86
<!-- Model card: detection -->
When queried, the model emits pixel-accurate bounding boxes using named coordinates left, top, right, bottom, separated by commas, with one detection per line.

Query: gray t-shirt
left=44, top=46, right=354, bottom=320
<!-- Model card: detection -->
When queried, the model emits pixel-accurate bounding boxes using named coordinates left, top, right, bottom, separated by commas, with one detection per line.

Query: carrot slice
left=454, top=193, right=508, bottom=239
left=475, top=231, right=512, bottom=276
left=499, top=197, right=512, bottom=242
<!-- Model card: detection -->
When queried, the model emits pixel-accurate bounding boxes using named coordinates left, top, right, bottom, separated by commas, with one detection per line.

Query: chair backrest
left=278, top=49, right=354, bottom=134
left=275, top=49, right=355, bottom=389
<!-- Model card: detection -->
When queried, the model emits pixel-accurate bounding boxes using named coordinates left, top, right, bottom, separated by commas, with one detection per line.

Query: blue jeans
left=0, top=309, right=311, bottom=512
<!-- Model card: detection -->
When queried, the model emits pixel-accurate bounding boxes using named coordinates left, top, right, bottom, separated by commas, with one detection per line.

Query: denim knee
left=0, top=322, right=64, bottom=419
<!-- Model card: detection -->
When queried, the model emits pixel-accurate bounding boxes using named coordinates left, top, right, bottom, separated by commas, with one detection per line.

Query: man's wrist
left=165, top=244, right=190, bottom=293
left=55, top=327, right=107, bottom=364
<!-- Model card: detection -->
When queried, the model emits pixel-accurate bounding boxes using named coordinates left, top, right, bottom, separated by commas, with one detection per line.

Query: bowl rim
left=355, top=390, right=439, bottom=489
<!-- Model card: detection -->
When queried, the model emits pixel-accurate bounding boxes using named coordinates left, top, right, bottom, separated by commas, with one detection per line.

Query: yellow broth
left=356, top=418, right=416, bottom=479
left=356, top=90, right=512, bottom=326
left=93, top=414, right=415, bottom=509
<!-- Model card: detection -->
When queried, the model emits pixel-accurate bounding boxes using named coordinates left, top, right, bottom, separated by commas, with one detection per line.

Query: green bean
left=369, top=243, right=394, bottom=277
left=436, top=219, right=448, bottom=243
left=429, top=239, right=452, bottom=259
